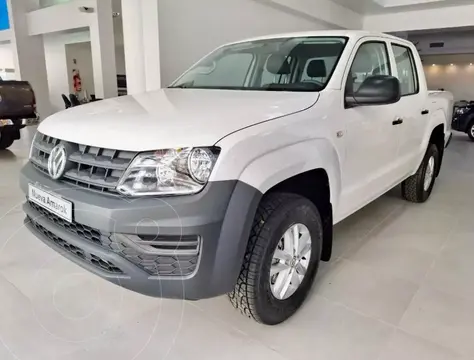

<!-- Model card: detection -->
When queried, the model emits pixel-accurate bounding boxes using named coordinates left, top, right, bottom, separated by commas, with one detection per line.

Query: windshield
left=169, top=36, right=348, bottom=92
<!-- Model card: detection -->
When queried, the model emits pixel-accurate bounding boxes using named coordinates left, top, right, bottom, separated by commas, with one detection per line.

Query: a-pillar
left=121, top=0, right=161, bottom=95
left=90, top=0, right=117, bottom=99
left=7, top=0, right=52, bottom=118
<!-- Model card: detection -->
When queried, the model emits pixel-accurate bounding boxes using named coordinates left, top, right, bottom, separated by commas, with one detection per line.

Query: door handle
left=392, top=117, right=404, bottom=125
left=421, top=109, right=429, bottom=115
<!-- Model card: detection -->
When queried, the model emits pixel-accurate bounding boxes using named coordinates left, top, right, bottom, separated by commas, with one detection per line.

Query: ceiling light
left=450, top=64, right=454, bottom=66
left=432, top=64, right=436, bottom=66
left=470, top=63, right=473, bottom=66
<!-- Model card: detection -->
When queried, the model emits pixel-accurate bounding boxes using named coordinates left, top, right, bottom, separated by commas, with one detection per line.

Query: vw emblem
left=48, top=144, right=68, bottom=180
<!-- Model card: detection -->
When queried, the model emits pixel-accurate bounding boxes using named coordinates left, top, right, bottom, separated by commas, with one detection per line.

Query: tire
left=402, top=143, right=439, bottom=203
left=467, top=121, right=474, bottom=141
left=228, top=192, right=322, bottom=325
left=0, top=130, right=15, bottom=150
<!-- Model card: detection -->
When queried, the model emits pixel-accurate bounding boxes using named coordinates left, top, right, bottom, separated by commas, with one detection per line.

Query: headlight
left=456, top=107, right=467, bottom=114
left=29, top=131, right=38, bottom=159
left=116, top=147, right=219, bottom=196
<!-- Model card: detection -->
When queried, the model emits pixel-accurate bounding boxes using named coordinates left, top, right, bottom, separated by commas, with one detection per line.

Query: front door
left=337, top=39, right=401, bottom=220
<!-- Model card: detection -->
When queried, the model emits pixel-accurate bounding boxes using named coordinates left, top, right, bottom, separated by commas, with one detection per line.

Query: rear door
left=338, top=38, right=401, bottom=219
left=388, top=42, right=425, bottom=177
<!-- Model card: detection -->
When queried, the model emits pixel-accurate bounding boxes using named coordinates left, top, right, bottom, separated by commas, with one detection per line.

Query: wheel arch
left=264, top=168, right=333, bottom=262
left=236, top=139, right=341, bottom=262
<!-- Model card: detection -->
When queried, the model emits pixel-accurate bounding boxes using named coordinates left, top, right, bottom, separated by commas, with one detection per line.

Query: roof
left=227, top=30, right=410, bottom=46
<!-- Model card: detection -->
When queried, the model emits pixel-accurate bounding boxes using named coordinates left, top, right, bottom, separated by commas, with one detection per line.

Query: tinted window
left=391, top=44, right=418, bottom=96
left=346, top=42, right=391, bottom=94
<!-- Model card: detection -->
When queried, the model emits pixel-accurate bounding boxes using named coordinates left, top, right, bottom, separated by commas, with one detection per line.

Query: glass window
left=391, top=44, right=418, bottom=96
left=346, top=42, right=391, bottom=95
left=170, top=37, right=348, bottom=92
left=300, top=56, right=338, bottom=83
left=260, top=55, right=293, bottom=86
left=186, top=53, right=254, bottom=87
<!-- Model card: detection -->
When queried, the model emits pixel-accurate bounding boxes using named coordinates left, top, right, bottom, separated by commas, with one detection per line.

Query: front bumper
left=0, top=116, right=40, bottom=128
left=20, top=163, right=261, bottom=300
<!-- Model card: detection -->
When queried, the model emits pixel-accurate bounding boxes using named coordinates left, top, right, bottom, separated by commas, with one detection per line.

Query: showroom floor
left=1, top=129, right=474, bottom=360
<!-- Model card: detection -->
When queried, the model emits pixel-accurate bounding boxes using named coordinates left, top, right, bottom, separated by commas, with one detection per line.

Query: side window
left=346, top=42, right=391, bottom=94
left=191, top=53, right=254, bottom=87
left=391, top=44, right=418, bottom=96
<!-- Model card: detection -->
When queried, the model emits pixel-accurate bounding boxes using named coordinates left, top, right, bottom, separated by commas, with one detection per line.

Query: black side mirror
left=346, top=75, right=401, bottom=108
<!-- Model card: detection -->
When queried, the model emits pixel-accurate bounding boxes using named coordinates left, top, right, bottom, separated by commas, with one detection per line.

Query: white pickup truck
left=21, top=31, right=453, bottom=325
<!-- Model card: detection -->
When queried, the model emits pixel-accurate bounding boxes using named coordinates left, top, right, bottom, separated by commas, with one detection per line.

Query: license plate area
left=28, top=184, right=73, bottom=223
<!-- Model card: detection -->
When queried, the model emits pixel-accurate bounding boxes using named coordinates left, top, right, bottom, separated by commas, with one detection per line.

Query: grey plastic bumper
left=20, top=163, right=261, bottom=300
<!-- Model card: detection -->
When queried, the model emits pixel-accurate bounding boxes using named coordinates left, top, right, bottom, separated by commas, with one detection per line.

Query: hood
left=38, top=89, right=318, bottom=151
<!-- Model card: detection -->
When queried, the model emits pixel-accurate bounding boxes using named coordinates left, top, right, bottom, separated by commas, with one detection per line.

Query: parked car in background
left=0, top=81, right=39, bottom=150
left=21, top=31, right=453, bottom=325
left=452, top=101, right=474, bottom=140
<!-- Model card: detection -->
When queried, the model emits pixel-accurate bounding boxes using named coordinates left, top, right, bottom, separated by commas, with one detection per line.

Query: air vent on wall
left=429, top=42, right=445, bottom=48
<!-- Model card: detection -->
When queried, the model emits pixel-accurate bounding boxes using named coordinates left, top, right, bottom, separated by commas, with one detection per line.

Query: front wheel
left=0, top=130, right=15, bottom=150
left=467, top=121, right=474, bottom=141
left=228, top=193, right=322, bottom=325
left=402, top=143, right=439, bottom=203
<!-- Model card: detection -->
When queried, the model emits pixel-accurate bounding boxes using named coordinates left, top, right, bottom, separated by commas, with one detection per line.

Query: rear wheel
left=402, top=143, right=439, bottom=203
left=0, top=130, right=15, bottom=150
left=228, top=193, right=322, bottom=325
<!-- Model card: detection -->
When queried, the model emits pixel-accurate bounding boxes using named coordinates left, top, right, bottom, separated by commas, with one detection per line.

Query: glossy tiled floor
left=1, top=129, right=474, bottom=360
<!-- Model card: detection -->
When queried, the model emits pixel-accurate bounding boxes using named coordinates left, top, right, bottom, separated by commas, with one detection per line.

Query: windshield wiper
left=263, top=83, right=321, bottom=92
left=168, top=81, right=194, bottom=89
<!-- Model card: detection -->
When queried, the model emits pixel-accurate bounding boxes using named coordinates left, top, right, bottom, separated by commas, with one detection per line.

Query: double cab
left=22, top=31, right=453, bottom=325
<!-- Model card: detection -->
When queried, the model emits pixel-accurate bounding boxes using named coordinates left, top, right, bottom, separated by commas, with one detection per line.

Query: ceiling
left=331, top=0, right=474, bottom=14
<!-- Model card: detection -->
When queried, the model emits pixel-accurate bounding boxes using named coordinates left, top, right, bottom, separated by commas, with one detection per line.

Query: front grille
left=28, top=217, right=123, bottom=275
left=28, top=201, right=103, bottom=245
left=106, top=237, right=199, bottom=276
left=104, top=234, right=200, bottom=276
left=29, top=133, right=137, bottom=194
left=26, top=202, right=200, bottom=277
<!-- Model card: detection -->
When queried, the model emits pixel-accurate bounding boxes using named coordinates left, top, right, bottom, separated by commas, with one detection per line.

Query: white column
left=90, top=0, right=117, bottom=99
left=44, top=34, right=70, bottom=112
left=141, top=0, right=161, bottom=91
left=7, top=0, right=52, bottom=118
left=121, top=0, right=146, bottom=94
left=121, top=0, right=161, bottom=94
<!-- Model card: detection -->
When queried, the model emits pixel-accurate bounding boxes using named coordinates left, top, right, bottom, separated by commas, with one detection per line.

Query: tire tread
left=228, top=193, right=301, bottom=323
left=402, top=143, right=438, bottom=203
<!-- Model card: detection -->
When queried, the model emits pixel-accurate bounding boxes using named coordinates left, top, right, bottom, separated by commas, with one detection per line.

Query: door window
left=391, top=44, right=418, bottom=96
left=346, top=42, right=391, bottom=95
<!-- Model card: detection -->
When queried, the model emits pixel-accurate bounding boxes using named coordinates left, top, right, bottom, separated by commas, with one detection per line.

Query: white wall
left=157, top=0, right=333, bottom=86
left=266, top=0, right=362, bottom=29
left=66, top=42, right=95, bottom=95
left=364, top=4, right=474, bottom=32
left=423, top=54, right=474, bottom=101
left=28, top=0, right=96, bottom=36
left=39, top=0, right=73, bottom=8
left=44, top=35, right=69, bottom=111
left=409, top=31, right=474, bottom=56
left=0, top=42, right=13, bottom=68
